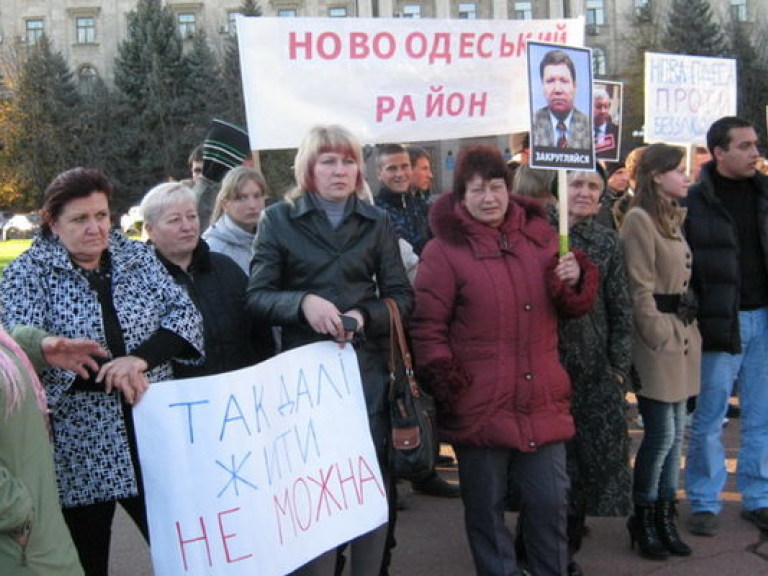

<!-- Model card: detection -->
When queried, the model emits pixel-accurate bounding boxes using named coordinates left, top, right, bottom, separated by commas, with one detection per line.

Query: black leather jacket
left=246, top=192, right=413, bottom=416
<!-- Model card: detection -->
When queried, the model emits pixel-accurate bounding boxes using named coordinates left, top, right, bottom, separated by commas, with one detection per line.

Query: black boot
left=655, top=499, right=692, bottom=556
left=626, top=504, right=670, bottom=560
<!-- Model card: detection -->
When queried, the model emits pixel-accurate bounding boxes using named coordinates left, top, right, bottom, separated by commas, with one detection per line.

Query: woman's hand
left=96, top=356, right=149, bottom=405
left=343, top=309, right=365, bottom=338
left=554, top=251, right=581, bottom=287
left=41, top=336, right=109, bottom=379
left=301, top=294, right=362, bottom=345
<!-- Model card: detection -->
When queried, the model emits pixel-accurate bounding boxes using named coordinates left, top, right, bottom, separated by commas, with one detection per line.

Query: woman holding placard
left=246, top=125, right=412, bottom=575
left=409, top=145, right=597, bottom=576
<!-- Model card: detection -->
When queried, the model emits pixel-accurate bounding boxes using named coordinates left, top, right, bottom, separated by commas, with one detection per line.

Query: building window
left=78, top=65, right=98, bottom=95
left=592, top=47, right=607, bottom=76
left=177, top=13, right=196, bottom=38
left=458, top=3, right=476, bottom=19
left=75, top=17, right=96, bottom=44
left=25, top=19, right=44, bottom=45
left=402, top=4, right=422, bottom=18
left=328, top=7, right=348, bottom=17
left=586, top=0, right=605, bottom=25
left=634, top=0, right=649, bottom=6
left=278, top=9, right=298, bottom=17
left=730, top=0, right=747, bottom=21
left=514, top=2, right=533, bottom=19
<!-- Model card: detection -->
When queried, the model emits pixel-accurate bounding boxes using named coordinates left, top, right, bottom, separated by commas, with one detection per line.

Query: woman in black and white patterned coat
left=0, top=168, right=204, bottom=576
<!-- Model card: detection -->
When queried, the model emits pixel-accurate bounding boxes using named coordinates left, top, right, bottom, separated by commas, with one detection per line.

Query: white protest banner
left=133, top=342, right=387, bottom=576
left=237, top=16, right=584, bottom=150
left=644, top=52, right=737, bottom=145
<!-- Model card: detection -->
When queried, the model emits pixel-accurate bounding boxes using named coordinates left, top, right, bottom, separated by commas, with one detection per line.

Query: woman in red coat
left=410, top=145, right=598, bottom=576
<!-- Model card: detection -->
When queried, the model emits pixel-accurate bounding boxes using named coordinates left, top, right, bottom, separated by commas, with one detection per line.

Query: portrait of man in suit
left=531, top=49, right=591, bottom=150
left=594, top=86, right=620, bottom=160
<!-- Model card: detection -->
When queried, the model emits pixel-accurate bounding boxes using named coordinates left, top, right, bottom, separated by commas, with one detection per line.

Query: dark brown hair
left=453, top=145, right=511, bottom=201
left=41, top=168, right=113, bottom=236
left=630, top=143, right=685, bottom=239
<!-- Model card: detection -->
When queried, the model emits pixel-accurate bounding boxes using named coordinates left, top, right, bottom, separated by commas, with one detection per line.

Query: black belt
left=654, top=294, right=682, bottom=313
left=653, top=291, right=698, bottom=324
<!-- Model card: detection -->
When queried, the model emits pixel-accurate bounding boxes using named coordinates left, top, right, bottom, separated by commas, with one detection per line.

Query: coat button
left=523, top=304, right=532, bottom=311
left=529, top=441, right=536, bottom=448
left=524, top=373, right=533, bottom=380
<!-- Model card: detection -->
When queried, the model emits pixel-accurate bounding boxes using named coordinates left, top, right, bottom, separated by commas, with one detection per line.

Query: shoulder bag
left=382, top=297, right=437, bottom=481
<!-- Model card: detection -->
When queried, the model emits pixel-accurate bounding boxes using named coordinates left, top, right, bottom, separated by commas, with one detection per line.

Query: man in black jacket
left=684, top=116, right=768, bottom=537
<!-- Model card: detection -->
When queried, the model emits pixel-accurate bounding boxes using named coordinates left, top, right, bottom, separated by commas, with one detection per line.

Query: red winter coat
left=411, top=193, right=598, bottom=451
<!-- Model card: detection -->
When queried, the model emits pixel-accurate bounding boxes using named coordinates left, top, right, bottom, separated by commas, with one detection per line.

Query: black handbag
left=383, top=298, right=437, bottom=481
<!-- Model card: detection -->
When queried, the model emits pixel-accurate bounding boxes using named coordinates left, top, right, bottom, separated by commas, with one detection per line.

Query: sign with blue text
left=237, top=16, right=585, bottom=149
left=644, top=52, right=737, bottom=145
left=134, top=342, right=386, bottom=576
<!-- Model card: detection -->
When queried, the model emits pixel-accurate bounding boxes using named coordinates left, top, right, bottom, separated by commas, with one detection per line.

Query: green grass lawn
left=0, top=239, right=32, bottom=278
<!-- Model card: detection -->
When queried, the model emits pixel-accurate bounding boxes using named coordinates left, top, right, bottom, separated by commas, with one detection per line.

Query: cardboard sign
left=134, top=342, right=387, bottom=576
left=594, top=80, right=623, bottom=162
left=527, top=42, right=595, bottom=170
left=644, top=52, right=737, bottom=145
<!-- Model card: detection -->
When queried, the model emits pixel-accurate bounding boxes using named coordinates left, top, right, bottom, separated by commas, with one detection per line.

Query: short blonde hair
left=140, top=182, right=196, bottom=227
left=287, top=125, right=372, bottom=204
left=211, top=166, right=267, bottom=225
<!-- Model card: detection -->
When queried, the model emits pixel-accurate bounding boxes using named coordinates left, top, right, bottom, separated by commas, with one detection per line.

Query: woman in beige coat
left=620, top=143, right=701, bottom=561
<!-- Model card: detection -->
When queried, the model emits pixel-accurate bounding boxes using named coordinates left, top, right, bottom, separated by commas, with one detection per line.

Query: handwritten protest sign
left=644, top=52, right=736, bottom=145
left=236, top=16, right=584, bottom=150
left=133, top=342, right=387, bottom=576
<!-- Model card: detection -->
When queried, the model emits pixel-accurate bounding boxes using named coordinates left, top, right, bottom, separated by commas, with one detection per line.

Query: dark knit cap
left=605, top=160, right=626, bottom=179
left=202, top=119, right=250, bottom=183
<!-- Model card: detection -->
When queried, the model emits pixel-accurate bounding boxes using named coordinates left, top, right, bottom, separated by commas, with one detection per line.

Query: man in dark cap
left=194, top=119, right=253, bottom=230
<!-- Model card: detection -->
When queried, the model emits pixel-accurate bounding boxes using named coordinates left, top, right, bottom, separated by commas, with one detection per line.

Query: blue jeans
left=455, top=443, right=569, bottom=576
left=633, top=396, right=686, bottom=505
left=686, top=308, right=768, bottom=513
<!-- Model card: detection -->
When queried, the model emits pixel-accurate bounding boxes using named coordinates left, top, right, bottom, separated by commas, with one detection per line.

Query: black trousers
left=63, top=495, right=149, bottom=576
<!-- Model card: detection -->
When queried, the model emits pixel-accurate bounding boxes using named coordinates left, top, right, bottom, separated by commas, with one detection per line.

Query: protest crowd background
left=2, top=2, right=768, bottom=576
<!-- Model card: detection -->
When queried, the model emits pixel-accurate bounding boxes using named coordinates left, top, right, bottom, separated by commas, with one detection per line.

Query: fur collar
left=429, top=191, right=554, bottom=250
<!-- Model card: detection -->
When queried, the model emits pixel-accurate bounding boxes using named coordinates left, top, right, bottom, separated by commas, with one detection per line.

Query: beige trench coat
left=620, top=207, right=701, bottom=403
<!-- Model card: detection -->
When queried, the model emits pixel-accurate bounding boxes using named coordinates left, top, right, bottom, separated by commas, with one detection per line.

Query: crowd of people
left=1, top=113, right=766, bottom=576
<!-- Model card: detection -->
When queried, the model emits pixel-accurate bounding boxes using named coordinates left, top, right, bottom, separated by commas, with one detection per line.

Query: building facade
left=0, top=1, right=758, bottom=91
left=0, top=0, right=760, bottom=190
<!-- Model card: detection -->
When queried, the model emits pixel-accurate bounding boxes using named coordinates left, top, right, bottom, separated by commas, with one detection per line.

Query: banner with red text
left=134, top=342, right=387, bottom=576
left=644, top=52, right=737, bottom=145
left=237, top=16, right=585, bottom=150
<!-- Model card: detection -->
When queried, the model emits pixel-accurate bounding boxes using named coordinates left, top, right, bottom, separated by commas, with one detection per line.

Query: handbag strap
left=382, top=298, right=421, bottom=399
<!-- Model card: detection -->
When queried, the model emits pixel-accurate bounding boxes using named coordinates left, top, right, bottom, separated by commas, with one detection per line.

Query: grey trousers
left=455, top=442, right=570, bottom=576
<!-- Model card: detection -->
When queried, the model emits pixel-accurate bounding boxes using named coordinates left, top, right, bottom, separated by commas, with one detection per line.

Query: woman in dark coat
left=560, top=170, right=634, bottom=569
left=140, top=182, right=273, bottom=377
left=246, top=125, right=413, bottom=575
left=410, top=145, right=598, bottom=576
